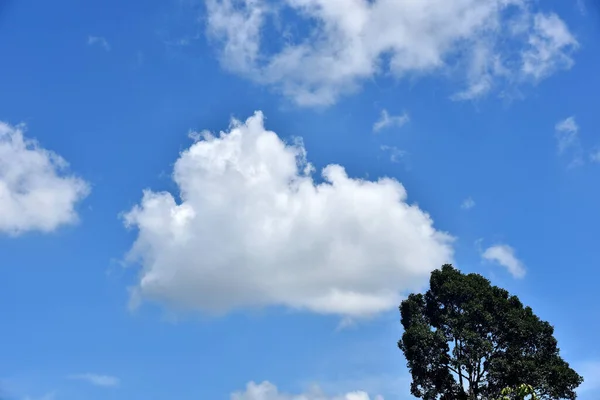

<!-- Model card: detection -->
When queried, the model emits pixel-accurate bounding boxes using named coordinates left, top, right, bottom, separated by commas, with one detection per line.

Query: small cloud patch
left=461, top=197, right=476, bottom=210
left=482, top=244, right=526, bottom=279
left=68, top=373, right=120, bottom=388
left=373, top=110, right=409, bottom=133
left=0, top=121, right=89, bottom=235
left=87, top=36, right=111, bottom=51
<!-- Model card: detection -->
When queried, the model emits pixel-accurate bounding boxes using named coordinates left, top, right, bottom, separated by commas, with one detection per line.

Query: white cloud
left=461, top=197, right=475, bottom=210
left=521, top=13, right=578, bottom=81
left=555, top=116, right=584, bottom=167
left=68, top=373, right=119, bottom=388
left=554, top=118, right=600, bottom=167
left=0, top=121, right=89, bottom=235
left=205, top=0, right=578, bottom=106
left=87, top=36, right=111, bottom=51
left=451, top=42, right=505, bottom=101
left=482, top=244, right=526, bottom=279
left=379, top=145, right=406, bottom=163
left=312, top=373, right=411, bottom=400
left=373, top=110, right=409, bottom=133
left=24, top=393, right=56, bottom=400
left=555, top=116, right=579, bottom=154
left=123, top=112, right=453, bottom=318
left=231, top=381, right=383, bottom=400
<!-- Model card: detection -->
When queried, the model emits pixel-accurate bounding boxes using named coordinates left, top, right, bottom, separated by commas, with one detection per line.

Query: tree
left=398, top=264, right=582, bottom=400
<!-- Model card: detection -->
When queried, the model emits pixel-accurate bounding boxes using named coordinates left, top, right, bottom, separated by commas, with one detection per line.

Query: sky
left=0, top=0, right=599, bottom=399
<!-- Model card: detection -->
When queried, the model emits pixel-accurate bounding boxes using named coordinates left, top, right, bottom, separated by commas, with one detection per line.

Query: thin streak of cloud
left=68, top=373, right=119, bottom=388
left=555, top=116, right=579, bottom=154
left=380, top=145, right=406, bottom=163
left=87, top=36, right=111, bottom=51
left=24, top=393, right=56, bottom=400
left=373, top=110, right=409, bottom=133
left=555, top=116, right=584, bottom=168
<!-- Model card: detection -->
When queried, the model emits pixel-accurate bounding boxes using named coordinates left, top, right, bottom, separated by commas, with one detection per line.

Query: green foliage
left=398, top=264, right=583, bottom=400
left=498, top=384, right=538, bottom=400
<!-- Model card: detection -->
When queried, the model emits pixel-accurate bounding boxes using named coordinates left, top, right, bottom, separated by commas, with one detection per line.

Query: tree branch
left=473, top=357, right=483, bottom=397
left=446, top=364, right=461, bottom=376
left=455, top=338, right=465, bottom=393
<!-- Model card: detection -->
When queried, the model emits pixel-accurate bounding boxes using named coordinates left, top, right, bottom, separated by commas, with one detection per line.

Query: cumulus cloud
left=461, top=197, right=475, bottom=210
left=482, top=244, right=526, bottom=279
left=205, top=0, right=578, bottom=106
left=0, top=121, right=89, bottom=235
left=373, top=110, right=409, bottom=133
left=123, top=112, right=453, bottom=318
left=68, top=373, right=120, bottom=387
left=87, top=36, right=111, bottom=51
left=231, top=381, right=383, bottom=400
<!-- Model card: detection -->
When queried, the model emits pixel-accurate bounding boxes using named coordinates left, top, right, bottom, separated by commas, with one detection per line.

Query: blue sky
left=1, top=0, right=599, bottom=399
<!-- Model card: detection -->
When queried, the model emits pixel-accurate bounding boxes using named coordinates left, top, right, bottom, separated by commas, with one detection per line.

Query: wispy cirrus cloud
left=373, top=110, right=409, bottom=133
left=555, top=117, right=580, bottom=154
left=87, top=36, right=111, bottom=51
left=380, top=145, right=407, bottom=163
left=68, top=373, right=119, bottom=388
left=555, top=116, right=584, bottom=168
left=24, top=393, right=56, bottom=400
left=521, top=13, right=578, bottom=81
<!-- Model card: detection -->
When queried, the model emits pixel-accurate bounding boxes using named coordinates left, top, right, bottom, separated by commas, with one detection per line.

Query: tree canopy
left=398, top=264, right=582, bottom=400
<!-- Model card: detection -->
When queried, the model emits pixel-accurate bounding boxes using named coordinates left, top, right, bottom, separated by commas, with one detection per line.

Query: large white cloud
left=231, top=381, right=383, bottom=400
left=123, top=112, right=453, bottom=317
left=0, top=121, right=89, bottom=235
left=205, top=0, right=578, bottom=106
